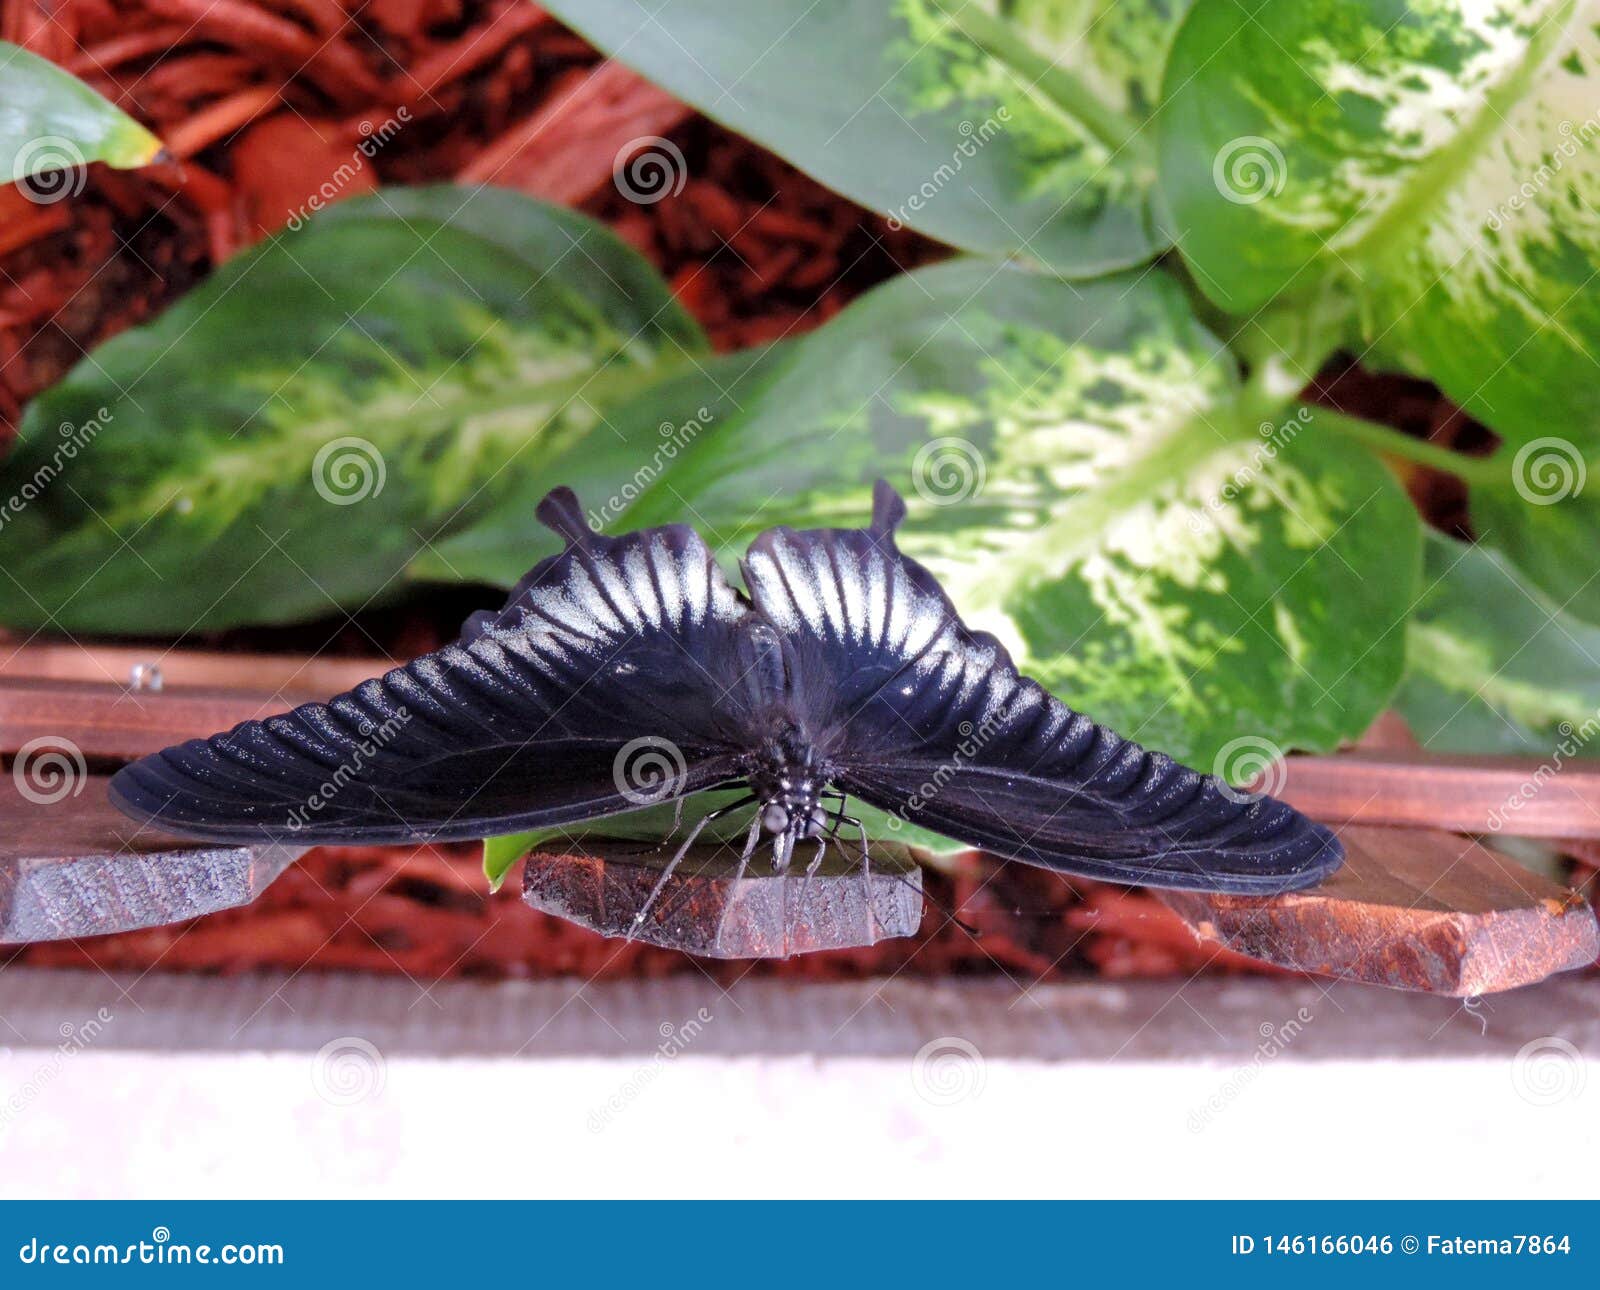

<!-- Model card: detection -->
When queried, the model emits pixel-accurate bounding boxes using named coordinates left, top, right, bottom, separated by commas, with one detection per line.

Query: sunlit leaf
left=1, top=42, right=163, bottom=188
left=1161, top=0, right=1600, bottom=450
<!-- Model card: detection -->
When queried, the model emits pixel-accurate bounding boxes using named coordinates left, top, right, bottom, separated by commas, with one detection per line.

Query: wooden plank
left=1160, top=825, right=1599, bottom=995
left=522, top=838, right=923, bottom=959
left=0, top=677, right=323, bottom=760
left=0, top=775, right=302, bottom=943
left=0, top=639, right=391, bottom=696
left=1276, top=750, right=1600, bottom=838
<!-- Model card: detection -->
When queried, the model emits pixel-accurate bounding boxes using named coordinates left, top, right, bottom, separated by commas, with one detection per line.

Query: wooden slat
left=1161, top=825, right=1599, bottom=995
left=1276, top=750, right=1600, bottom=838
left=0, top=677, right=316, bottom=760
left=0, top=639, right=391, bottom=695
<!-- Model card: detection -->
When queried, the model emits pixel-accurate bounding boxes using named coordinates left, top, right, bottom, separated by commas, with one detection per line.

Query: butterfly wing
left=740, top=481, right=1342, bottom=894
left=109, top=489, right=754, bottom=845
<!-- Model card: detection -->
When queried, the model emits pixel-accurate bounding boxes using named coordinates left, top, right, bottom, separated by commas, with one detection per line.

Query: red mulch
left=1, top=2, right=1576, bottom=984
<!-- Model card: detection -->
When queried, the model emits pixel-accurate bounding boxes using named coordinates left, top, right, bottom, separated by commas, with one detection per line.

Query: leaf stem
left=1313, top=407, right=1502, bottom=485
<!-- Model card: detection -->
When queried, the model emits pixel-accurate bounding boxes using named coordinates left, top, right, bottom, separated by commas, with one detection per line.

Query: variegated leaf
left=0, top=187, right=706, bottom=633
left=1398, top=531, right=1600, bottom=755
left=618, top=260, right=1420, bottom=766
left=541, top=0, right=1190, bottom=276
left=1472, top=435, right=1600, bottom=623
left=1161, top=0, right=1600, bottom=449
left=408, top=345, right=793, bottom=589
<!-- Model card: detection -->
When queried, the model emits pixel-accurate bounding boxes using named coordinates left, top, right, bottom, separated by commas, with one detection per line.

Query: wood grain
left=1161, top=825, right=1599, bottom=995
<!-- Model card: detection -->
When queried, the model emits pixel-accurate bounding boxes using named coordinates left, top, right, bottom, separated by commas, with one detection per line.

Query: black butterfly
left=110, top=481, right=1342, bottom=904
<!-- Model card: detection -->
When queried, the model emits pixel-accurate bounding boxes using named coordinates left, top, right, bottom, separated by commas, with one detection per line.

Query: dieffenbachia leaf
left=482, top=792, right=964, bottom=889
left=541, top=0, right=1189, bottom=276
left=407, top=344, right=794, bottom=588
left=614, top=259, right=1420, bottom=767
left=0, top=186, right=708, bottom=634
left=1397, top=531, right=1600, bottom=756
left=2, top=42, right=163, bottom=186
left=1471, top=439, right=1600, bottom=624
left=1160, top=0, right=1600, bottom=450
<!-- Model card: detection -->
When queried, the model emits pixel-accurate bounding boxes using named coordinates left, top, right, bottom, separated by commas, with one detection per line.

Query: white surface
left=0, top=969, right=1594, bottom=1198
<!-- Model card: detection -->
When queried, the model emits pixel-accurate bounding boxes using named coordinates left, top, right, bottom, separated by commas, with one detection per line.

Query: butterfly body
left=110, top=481, right=1343, bottom=897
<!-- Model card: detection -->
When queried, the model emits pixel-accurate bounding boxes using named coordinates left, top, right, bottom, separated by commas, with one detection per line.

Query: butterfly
left=110, top=481, right=1342, bottom=911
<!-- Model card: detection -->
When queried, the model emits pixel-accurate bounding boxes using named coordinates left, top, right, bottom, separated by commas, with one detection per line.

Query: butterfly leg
left=630, top=793, right=755, bottom=936
left=735, top=811, right=763, bottom=881
left=795, top=832, right=829, bottom=938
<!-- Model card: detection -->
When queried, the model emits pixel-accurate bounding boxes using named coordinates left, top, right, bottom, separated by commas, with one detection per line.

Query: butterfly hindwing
left=742, top=481, right=1342, bottom=894
left=109, top=489, right=752, bottom=845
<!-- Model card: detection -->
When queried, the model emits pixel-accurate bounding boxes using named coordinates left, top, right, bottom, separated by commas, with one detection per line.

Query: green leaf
left=541, top=0, right=1191, bottom=276
left=1160, top=0, right=1600, bottom=450
left=407, top=344, right=794, bottom=588
left=620, top=259, right=1420, bottom=766
left=482, top=791, right=966, bottom=889
left=0, top=186, right=707, bottom=634
left=1471, top=439, right=1600, bottom=624
left=2, top=42, right=164, bottom=185
left=1397, top=530, right=1600, bottom=755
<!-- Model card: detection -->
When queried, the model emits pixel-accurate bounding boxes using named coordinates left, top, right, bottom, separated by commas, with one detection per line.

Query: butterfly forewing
left=109, top=491, right=752, bottom=845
